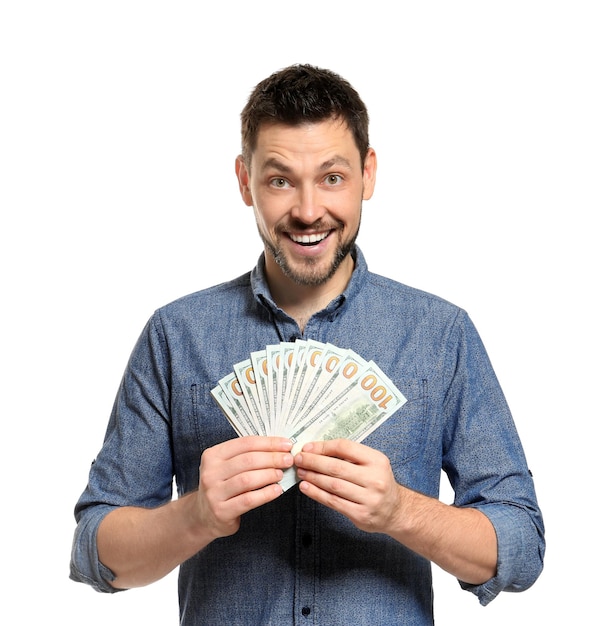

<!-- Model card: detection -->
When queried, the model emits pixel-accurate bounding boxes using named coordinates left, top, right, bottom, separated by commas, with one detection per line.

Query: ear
left=361, top=148, right=377, bottom=201
left=235, top=155, right=253, bottom=206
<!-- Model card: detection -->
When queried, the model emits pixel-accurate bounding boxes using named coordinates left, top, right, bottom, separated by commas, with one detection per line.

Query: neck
left=264, top=254, right=354, bottom=332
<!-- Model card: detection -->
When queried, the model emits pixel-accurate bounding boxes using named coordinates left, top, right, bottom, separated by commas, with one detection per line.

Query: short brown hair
left=240, top=64, right=370, bottom=169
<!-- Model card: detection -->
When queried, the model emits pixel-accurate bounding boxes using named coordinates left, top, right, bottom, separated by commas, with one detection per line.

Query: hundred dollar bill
left=250, top=349, right=271, bottom=430
left=234, top=358, right=269, bottom=436
left=279, top=339, right=308, bottom=425
left=210, top=383, right=252, bottom=437
left=265, top=343, right=283, bottom=435
left=288, top=346, right=368, bottom=429
left=288, top=359, right=406, bottom=455
left=274, top=342, right=298, bottom=434
left=218, top=371, right=258, bottom=436
left=282, top=339, right=324, bottom=427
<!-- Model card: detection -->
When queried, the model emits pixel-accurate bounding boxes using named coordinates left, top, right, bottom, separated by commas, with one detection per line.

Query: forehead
left=251, top=118, right=360, bottom=166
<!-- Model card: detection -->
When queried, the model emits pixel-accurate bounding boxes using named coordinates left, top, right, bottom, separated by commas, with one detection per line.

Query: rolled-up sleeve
left=69, top=311, right=174, bottom=592
left=461, top=502, right=545, bottom=605
left=70, top=504, right=120, bottom=593
left=442, top=311, right=545, bottom=605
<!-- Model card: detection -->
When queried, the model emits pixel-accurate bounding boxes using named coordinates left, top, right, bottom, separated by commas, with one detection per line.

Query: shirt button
left=302, top=533, right=312, bottom=547
left=301, top=607, right=311, bottom=616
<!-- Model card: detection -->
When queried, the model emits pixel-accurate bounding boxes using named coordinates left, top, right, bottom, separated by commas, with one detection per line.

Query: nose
left=290, top=185, right=325, bottom=224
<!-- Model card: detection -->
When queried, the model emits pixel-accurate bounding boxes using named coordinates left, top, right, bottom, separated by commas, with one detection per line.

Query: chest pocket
left=361, top=378, right=429, bottom=466
left=190, top=383, right=239, bottom=450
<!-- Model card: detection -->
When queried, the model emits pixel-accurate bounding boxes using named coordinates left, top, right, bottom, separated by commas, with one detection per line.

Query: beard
left=258, top=218, right=360, bottom=287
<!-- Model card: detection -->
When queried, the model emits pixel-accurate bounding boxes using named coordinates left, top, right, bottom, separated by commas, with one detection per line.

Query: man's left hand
left=294, top=439, right=401, bottom=533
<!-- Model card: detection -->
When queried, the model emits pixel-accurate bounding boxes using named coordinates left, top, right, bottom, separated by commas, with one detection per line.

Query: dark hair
left=240, top=64, right=370, bottom=168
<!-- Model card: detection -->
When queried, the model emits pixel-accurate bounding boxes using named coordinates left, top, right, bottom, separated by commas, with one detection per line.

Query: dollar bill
left=217, top=371, right=258, bottom=435
left=288, top=359, right=406, bottom=451
left=234, top=358, right=269, bottom=436
left=211, top=381, right=252, bottom=437
left=282, top=339, right=327, bottom=429
left=250, top=349, right=271, bottom=431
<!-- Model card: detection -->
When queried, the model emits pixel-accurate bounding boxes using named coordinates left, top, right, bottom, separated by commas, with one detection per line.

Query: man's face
left=236, top=118, right=376, bottom=287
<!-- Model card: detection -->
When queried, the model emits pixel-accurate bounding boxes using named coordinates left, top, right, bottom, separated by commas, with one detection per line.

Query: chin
left=281, top=252, right=347, bottom=287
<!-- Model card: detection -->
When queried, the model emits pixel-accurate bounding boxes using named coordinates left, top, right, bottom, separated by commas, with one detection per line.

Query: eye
left=325, top=174, right=343, bottom=186
left=271, top=177, right=290, bottom=189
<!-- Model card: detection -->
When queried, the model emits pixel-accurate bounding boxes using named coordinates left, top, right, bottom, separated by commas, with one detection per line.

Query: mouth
left=288, top=230, right=332, bottom=246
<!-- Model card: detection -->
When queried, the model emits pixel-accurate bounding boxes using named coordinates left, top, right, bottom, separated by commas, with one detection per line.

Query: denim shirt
left=70, top=247, right=544, bottom=625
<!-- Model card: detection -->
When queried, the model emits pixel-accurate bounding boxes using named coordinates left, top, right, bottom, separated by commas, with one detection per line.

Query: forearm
left=388, top=485, right=497, bottom=585
left=97, top=436, right=294, bottom=590
left=97, top=492, right=216, bottom=589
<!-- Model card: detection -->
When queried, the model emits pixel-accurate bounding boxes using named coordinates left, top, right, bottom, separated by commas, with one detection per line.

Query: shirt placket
left=294, top=491, right=319, bottom=624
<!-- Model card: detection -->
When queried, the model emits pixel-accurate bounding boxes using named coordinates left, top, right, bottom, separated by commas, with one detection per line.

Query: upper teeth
left=290, top=232, right=329, bottom=244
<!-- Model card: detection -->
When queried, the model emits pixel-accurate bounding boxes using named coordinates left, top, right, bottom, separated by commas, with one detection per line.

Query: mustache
left=277, top=218, right=343, bottom=233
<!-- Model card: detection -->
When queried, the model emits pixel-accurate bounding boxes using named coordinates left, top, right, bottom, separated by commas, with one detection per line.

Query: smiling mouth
left=289, top=231, right=332, bottom=246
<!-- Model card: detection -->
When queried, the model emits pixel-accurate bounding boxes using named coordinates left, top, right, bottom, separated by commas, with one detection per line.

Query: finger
left=230, top=449, right=295, bottom=474
left=300, top=439, right=366, bottom=464
left=296, top=452, right=354, bottom=480
left=211, top=479, right=285, bottom=529
left=298, top=476, right=396, bottom=535
left=223, top=467, right=286, bottom=500
left=235, top=481, right=285, bottom=510
left=295, top=447, right=371, bottom=489
left=201, top=437, right=293, bottom=478
left=298, top=473, right=364, bottom=512
left=202, top=464, right=288, bottom=520
left=203, top=449, right=294, bottom=486
left=213, top=436, right=293, bottom=461
left=297, top=463, right=364, bottom=502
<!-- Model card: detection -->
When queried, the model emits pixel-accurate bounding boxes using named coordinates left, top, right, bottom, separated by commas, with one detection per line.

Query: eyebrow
left=262, top=156, right=353, bottom=173
left=262, top=158, right=292, bottom=173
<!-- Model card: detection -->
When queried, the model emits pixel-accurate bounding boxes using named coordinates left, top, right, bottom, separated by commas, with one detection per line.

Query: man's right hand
left=98, top=436, right=293, bottom=589
left=194, top=435, right=294, bottom=538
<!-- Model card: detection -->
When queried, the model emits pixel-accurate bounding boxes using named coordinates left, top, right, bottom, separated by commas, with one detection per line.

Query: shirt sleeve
left=441, top=310, right=545, bottom=606
left=69, top=311, right=174, bottom=592
left=460, top=502, right=546, bottom=606
left=69, top=504, right=121, bottom=593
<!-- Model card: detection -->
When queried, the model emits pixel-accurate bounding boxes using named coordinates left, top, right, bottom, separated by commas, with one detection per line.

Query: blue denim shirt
left=70, top=247, right=544, bottom=625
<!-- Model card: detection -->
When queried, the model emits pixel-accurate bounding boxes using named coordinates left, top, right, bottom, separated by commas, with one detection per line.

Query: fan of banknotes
left=211, top=339, right=407, bottom=490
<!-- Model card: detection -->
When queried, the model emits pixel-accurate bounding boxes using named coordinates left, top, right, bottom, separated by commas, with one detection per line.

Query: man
left=70, top=64, right=545, bottom=625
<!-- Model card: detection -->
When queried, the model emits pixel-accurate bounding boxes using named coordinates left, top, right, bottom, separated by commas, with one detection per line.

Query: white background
left=1, top=1, right=611, bottom=624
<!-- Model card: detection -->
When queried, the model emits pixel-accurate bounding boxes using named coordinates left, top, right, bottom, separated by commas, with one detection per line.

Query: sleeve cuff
left=459, top=503, right=544, bottom=606
left=69, top=505, right=123, bottom=594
